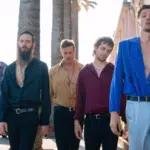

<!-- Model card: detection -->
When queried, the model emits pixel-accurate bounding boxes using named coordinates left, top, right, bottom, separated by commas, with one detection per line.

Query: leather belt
left=14, top=108, right=36, bottom=114
left=127, top=96, right=150, bottom=102
left=55, top=106, right=75, bottom=112
left=68, top=107, right=74, bottom=112
left=86, top=112, right=110, bottom=120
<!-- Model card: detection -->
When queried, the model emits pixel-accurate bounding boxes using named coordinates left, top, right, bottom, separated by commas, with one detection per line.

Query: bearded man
left=0, top=31, right=51, bottom=150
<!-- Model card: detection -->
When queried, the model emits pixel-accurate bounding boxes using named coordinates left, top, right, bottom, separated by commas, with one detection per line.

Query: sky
left=0, top=0, right=124, bottom=68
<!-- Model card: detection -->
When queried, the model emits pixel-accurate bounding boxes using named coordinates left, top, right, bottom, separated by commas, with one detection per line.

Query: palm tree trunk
left=51, top=0, right=80, bottom=66
left=64, top=0, right=78, bottom=59
left=18, top=1, right=42, bottom=149
left=51, top=0, right=64, bottom=66
left=71, top=0, right=78, bottom=59
left=64, top=0, right=72, bottom=39
left=51, top=0, right=97, bottom=64
left=18, top=0, right=40, bottom=58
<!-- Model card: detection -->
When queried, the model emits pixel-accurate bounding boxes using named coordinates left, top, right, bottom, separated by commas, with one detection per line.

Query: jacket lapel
left=129, top=37, right=146, bottom=84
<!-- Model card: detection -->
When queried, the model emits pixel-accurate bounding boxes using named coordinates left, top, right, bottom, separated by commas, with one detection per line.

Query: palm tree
left=71, top=0, right=79, bottom=59
left=51, top=0, right=97, bottom=66
left=17, top=1, right=41, bottom=150
left=51, top=0, right=64, bottom=65
left=18, top=0, right=40, bottom=58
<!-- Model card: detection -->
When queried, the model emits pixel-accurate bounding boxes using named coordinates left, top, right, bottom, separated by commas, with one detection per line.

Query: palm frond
left=78, top=0, right=97, bottom=11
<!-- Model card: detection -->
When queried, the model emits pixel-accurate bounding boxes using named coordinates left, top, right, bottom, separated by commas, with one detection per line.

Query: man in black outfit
left=0, top=31, right=51, bottom=150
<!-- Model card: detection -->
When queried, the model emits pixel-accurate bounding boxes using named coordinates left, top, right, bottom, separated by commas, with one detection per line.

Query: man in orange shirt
left=49, top=39, right=83, bottom=150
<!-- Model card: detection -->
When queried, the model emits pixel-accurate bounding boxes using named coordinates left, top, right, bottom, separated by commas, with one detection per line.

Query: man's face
left=95, top=42, right=113, bottom=62
left=138, top=9, right=150, bottom=32
left=18, top=34, right=34, bottom=61
left=60, top=46, right=75, bottom=63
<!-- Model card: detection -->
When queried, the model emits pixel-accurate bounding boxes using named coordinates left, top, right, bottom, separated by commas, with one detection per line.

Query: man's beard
left=144, top=28, right=150, bottom=33
left=97, top=56, right=107, bottom=62
left=143, top=24, right=150, bottom=33
left=18, top=47, right=32, bottom=61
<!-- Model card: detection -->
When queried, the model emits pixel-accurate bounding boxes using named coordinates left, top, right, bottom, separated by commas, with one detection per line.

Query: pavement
left=0, top=136, right=124, bottom=150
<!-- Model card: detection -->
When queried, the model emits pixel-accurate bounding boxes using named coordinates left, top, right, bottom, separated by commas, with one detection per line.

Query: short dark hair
left=60, top=39, right=75, bottom=49
left=19, top=31, right=35, bottom=43
left=137, top=5, right=150, bottom=18
left=94, top=37, right=114, bottom=48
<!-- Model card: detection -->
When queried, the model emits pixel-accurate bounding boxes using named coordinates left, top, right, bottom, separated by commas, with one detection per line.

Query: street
left=0, top=136, right=123, bottom=150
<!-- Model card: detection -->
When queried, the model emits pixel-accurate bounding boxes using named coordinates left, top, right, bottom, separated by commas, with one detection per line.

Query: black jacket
left=0, top=58, right=51, bottom=125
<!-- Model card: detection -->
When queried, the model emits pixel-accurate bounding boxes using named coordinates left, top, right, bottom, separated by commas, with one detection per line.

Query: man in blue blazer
left=109, top=5, right=150, bottom=150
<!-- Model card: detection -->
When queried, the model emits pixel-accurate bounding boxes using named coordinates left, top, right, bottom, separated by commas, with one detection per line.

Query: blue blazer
left=109, top=37, right=150, bottom=112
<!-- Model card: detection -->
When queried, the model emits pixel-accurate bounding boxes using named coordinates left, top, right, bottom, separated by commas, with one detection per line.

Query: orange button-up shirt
left=49, top=60, right=83, bottom=108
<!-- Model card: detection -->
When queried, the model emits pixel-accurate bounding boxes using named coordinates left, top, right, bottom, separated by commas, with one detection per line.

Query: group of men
left=0, top=4, right=150, bottom=150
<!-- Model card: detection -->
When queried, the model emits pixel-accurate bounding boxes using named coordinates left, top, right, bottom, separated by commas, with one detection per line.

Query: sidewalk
left=0, top=136, right=123, bottom=150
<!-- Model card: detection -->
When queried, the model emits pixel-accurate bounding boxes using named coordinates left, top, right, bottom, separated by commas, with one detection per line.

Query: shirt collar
left=58, top=59, right=83, bottom=70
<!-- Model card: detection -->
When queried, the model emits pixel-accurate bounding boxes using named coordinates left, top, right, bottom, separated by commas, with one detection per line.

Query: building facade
left=109, top=0, right=150, bottom=63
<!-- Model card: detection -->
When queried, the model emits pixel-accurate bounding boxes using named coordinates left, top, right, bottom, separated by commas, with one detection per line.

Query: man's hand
left=122, top=123, right=128, bottom=140
left=40, top=125, right=49, bottom=136
left=110, top=112, right=121, bottom=136
left=0, top=122, right=8, bottom=136
left=74, top=120, right=82, bottom=140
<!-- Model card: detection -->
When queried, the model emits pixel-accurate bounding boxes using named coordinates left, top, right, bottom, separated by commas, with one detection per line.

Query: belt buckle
left=138, top=96, right=140, bottom=102
left=15, top=108, right=21, bottom=114
left=95, top=114, right=100, bottom=119
left=146, top=97, right=148, bottom=102
left=69, top=107, right=72, bottom=112
left=69, top=107, right=74, bottom=112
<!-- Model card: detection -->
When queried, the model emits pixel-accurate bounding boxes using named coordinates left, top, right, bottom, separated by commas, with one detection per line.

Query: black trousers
left=84, top=114, right=118, bottom=150
left=54, top=106, right=80, bottom=150
left=6, top=109, right=39, bottom=150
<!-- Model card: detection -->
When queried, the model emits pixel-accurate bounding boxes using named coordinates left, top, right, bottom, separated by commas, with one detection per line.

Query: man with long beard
left=0, top=31, right=51, bottom=150
left=110, top=5, right=150, bottom=150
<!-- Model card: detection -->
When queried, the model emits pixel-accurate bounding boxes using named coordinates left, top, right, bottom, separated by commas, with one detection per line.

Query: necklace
left=65, top=62, right=75, bottom=95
